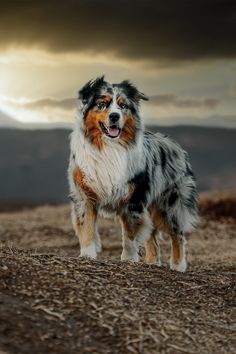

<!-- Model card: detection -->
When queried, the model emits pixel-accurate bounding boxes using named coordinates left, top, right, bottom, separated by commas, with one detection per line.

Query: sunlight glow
left=0, top=100, right=49, bottom=123
left=0, top=95, right=74, bottom=123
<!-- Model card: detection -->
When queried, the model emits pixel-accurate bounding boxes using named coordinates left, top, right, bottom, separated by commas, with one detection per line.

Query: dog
left=68, top=76, right=199, bottom=272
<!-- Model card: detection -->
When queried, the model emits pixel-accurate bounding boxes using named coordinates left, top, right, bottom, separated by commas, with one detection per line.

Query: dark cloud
left=0, top=0, right=235, bottom=63
left=10, top=93, right=220, bottom=111
left=149, top=94, right=220, bottom=109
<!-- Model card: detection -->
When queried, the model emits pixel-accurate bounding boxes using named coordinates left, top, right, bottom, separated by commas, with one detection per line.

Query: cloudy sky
left=0, top=0, right=236, bottom=127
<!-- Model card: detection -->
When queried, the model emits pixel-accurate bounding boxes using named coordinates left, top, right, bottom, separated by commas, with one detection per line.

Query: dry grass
left=0, top=191, right=235, bottom=354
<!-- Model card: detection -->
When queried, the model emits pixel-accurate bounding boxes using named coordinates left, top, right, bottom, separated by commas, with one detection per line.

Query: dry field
left=0, top=191, right=235, bottom=354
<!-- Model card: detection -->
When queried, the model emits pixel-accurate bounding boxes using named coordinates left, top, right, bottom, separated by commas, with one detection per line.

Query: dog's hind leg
left=145, top=230, right=162, bottom=265
left=169, top=233, right=187, bottom=272
left=120, top=210, right=153, bottom=262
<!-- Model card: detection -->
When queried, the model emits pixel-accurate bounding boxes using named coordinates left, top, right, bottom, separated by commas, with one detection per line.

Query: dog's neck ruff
left=71, top=124, right=144, bottom=205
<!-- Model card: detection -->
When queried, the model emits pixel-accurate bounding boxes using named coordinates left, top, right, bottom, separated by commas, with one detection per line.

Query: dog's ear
left=78, top=76, right=105, bottom=106
left=137, top=92, right=149, bottom=101
left=119, top=80, right=149, bottom=103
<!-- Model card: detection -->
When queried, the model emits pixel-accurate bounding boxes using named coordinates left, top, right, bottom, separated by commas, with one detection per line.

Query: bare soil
left=0, top=191, right=235, bottom=354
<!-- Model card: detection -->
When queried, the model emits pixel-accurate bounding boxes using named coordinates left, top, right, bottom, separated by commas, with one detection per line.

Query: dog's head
left=78, top=76, right=148, bottom=149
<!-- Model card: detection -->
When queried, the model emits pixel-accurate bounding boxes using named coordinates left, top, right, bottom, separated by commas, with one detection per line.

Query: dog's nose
left=109, top=113, right=120, bottom=124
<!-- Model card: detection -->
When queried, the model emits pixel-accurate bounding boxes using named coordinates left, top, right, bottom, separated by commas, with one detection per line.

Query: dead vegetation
left=0, top=191, right=235, bottom=354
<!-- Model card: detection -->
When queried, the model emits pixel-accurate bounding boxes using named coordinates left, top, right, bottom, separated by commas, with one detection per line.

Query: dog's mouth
left=99, top=122, right=121, bottom=138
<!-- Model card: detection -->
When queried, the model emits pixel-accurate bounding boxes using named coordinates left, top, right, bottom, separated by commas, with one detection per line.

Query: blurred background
left=0, top=0, right=235, bottom=207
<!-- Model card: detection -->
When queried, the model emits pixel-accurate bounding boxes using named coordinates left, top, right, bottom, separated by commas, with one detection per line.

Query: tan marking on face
left=104, top=95, right=112, bottom=103
left=120, top=113, right=136, bottom=145
left=96, top=95, right=111, bottom=105
left=73, top=167, right=97, bottom=204
left=117, top=95, right=126, bottom=106
left=85, top=109, right=109, bottom=150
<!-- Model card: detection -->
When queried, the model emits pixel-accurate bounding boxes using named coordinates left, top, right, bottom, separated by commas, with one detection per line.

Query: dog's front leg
left=72, top=201, right=98, bottom=259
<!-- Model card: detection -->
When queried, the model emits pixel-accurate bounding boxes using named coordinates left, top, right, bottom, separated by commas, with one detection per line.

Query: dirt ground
left=0, top=191, right=235, bottom=354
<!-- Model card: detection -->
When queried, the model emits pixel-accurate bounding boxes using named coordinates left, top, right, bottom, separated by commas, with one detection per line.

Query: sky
left=0, top=0, right=236, bottom=127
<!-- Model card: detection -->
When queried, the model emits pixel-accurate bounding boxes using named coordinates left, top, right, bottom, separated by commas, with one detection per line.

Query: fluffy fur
left=68, top=76, right=199, bottom=272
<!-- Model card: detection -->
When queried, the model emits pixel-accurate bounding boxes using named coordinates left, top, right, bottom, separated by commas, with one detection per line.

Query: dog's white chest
left=74, top=138, right=130, bottom=203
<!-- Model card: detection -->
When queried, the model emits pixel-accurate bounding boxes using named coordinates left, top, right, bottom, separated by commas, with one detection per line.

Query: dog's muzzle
left=99, top=113, right=121, bottom=138
left=109, top=113, right=120, bottom=124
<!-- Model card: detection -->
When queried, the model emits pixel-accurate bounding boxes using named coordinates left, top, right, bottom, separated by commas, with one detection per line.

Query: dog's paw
left=170, top=258, right=187, bottom=272
left=121, top=249, right=139, bottom=262
left=145, top=257, right=162, bottom=266
left=80, top=242, right=97, bottom=259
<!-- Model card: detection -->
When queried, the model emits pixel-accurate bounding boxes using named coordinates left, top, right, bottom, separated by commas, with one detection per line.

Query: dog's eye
left=97, top=102, right=107, bottom=111
left=120, top=103, right=128, bottom=110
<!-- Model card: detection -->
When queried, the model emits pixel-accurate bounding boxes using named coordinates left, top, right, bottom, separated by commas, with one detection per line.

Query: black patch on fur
left=168, top=152, right=173, bottom=163
left=159, top=146, right=166, bottom=170
left=161, top=210, right=167, bottom=217
left=128, top=168, right=150, bottom=212
left=151, top=154, right=159, bottom=180
left=79, top=76, right=104, bottom=103
left=116, top=81, right=139, bottom=101
left=79, top=76, right=106, bottom=119
left=168, top=169, right=177, bottom=182
left=83, top=97, right=97, bottom=120
left=129, top=103, right=137, bottom=116
left=162, top=187, right=169, bottom=196
left=183, top=187, right=198, bottom=213
left=172, top=150, right=178, bottom=159
left=185, top=162, right=196, bottom=181
left=153, top=153, right=158, bottom=166
left=171, top=215, right=180, bottom=234
left=114, top=80, right=148, bottom=106
left=128, top=203, right=143, bottom=214
left=183, top=197, right=195, bottom=211
left=68, top=194, right=76, bottom=203
left=72, top=154, right=75, bottom=160
left=168, top=191, right=178, bottom=207
left=106, top=87, right=113, bottom=95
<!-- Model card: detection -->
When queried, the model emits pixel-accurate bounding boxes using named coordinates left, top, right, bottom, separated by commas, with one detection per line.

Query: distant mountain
left=0, top=110, right=21, bottom=128
left=147, top=114, right=236, bottom=129
left=0, top=126, right=235, bottom=203
left=0, top=110, right=72, bottom=130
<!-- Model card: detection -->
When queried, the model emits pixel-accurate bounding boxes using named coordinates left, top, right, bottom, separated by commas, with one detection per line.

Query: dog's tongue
left=108, top=127, right=120, bottom=137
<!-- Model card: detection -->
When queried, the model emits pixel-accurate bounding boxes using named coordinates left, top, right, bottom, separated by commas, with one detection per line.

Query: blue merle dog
left=68, top=76, right=199, bottom=271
